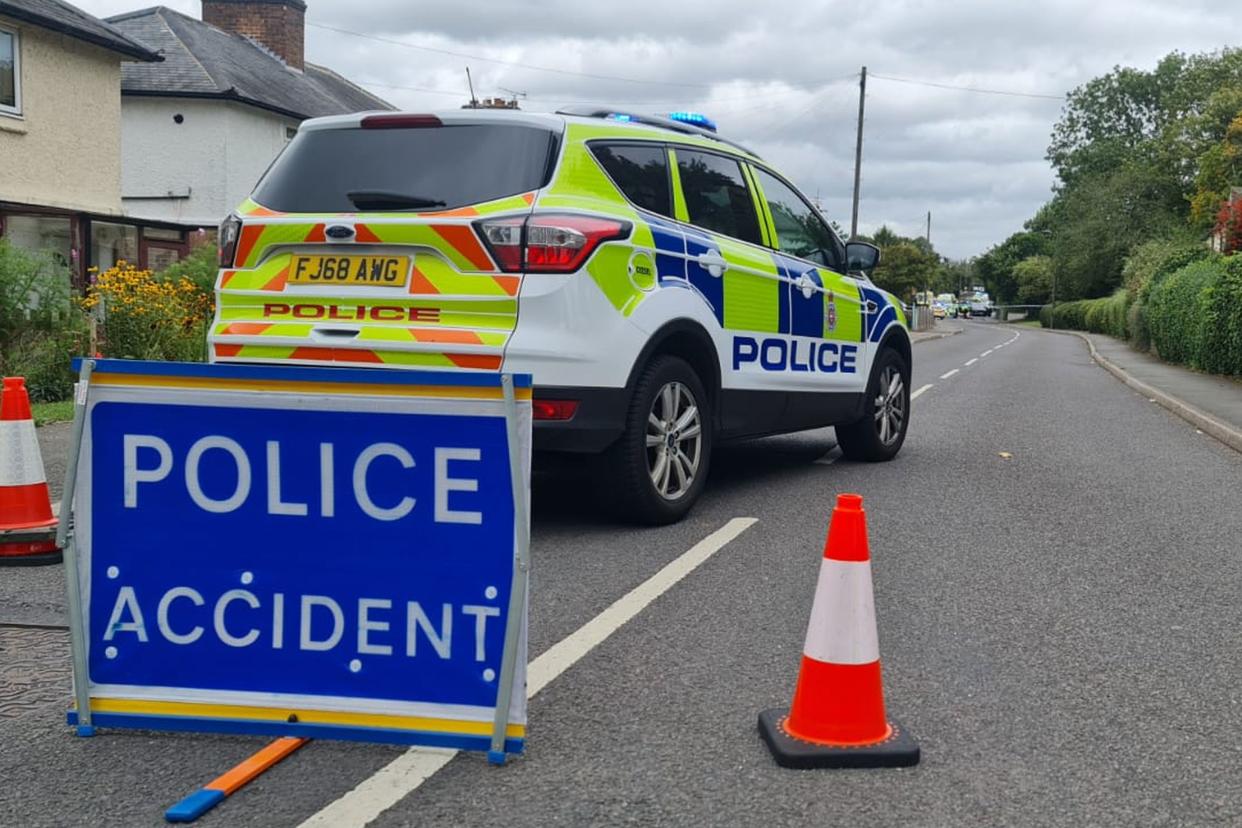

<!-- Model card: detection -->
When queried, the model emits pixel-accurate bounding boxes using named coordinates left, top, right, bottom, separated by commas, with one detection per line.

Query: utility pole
left=849, top=66, right=867, bottom=239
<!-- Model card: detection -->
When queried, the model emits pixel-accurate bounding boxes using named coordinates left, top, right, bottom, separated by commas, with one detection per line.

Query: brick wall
left=202, top=0, right=306, bottom=71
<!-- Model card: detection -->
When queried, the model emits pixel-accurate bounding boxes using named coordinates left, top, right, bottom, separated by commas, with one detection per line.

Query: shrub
left=0, top=239, right=73, bottom=345
left=1039, top=290, right=1130, bottom=338
left=1196, top=256, right=1242, bottom=375
left=158, top=242, right=218, bottom=298
left=1122, top=236, right=1211, bottom=303
left=83, top=262, right=211, bottom=362
left=1146, top=258, right=1223, bottom=368
left=2, top=323, right=90, bottom=402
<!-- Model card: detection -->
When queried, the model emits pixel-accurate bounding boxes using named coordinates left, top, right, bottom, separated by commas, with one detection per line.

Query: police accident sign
left=65, top=360, right=531, bottom=753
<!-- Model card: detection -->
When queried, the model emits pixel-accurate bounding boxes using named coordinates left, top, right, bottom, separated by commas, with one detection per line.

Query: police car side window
left=675, top=150, right=763, bottom=245
left=591, top=143, right=673, bottom=218
left=753, top=168, right=844, bottom=271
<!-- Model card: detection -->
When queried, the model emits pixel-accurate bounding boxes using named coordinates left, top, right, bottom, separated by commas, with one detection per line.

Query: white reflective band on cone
left=801, top=558, right=880, bottom=665
left=0, top=420, right=47, bottom=487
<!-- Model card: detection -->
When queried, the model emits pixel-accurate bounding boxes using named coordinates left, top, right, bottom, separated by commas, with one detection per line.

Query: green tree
left=1013, top=255, right=1054, bottom=304
left=870, top=241, right=939, bottom=299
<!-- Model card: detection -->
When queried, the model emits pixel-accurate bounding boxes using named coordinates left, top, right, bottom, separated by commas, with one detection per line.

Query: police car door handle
left=796, top=274, right=816, bottom=299
left=696, top=250, right=727, bottom=278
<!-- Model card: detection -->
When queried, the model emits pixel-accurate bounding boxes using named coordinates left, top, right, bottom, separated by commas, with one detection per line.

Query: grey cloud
left=74, top=0, right=1233, bottom=256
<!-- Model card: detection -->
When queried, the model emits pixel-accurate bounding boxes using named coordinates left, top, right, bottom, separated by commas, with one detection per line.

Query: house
left=0, top=0, right=162, bottom=289
left=107, top=0, right=392, bottom=260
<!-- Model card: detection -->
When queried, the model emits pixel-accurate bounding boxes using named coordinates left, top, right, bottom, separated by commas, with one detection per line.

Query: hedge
left=1039, top=289, right=1130, bottom=339
left=1044, top=255, right=1242, bottom=377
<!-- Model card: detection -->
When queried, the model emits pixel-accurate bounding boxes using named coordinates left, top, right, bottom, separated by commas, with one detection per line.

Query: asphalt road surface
left=3, top=320, right=1241, bottom=827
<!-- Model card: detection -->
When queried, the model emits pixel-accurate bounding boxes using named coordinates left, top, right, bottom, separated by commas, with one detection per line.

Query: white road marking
left=939, top=369, right=959, bottom=380
left=981, top=349, right=994, bottom=357
left=911, top=384, right=933, bottom=400
left=299, top=517, right=759, bottom=828
left=964, top=358, right=978, bottom=367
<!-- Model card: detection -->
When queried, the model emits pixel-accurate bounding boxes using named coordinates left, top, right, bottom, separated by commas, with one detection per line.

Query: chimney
left=202, top=0, right=307, bottom=71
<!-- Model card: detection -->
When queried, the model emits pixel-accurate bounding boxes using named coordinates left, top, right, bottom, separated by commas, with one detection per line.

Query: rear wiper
left=346, top=190, right=447, bottom=210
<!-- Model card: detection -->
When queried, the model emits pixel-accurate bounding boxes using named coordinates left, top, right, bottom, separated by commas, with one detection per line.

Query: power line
left=868, top=73, right=1065, bottom=101
left=309, top=21, right=713, bottom=88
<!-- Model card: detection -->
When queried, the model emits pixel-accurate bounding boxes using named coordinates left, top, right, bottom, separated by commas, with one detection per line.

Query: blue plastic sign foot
left=75, top=724, right=96, bottom=737
left=165, top=788, right=226, bottom=823
left=487, top=750, right=507, bottom=766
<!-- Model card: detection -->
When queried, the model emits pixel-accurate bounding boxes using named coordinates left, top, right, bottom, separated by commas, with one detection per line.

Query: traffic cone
left=0, top=377, right=61, bottom=565
left=758, top=493, right=918, bottom=768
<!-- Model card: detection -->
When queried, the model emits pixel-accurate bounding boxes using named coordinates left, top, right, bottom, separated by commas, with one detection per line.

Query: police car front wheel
left=836, top=347, right=910, bottom=462
left=607, top=356, right=712, bottom=525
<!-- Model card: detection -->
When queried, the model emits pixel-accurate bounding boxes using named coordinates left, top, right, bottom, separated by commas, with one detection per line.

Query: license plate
left=289, top=255, right=411, bottom=286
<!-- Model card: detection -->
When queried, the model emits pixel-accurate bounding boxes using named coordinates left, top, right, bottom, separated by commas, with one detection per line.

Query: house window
left=0, top=26, right=20, bottom=116
left=2, top=214, right=72, bottom=265
left=91, top=222, right=139, bottom=271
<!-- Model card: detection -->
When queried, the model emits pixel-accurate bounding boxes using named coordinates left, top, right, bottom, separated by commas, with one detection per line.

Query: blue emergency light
left=667, top=111, right=718, bottom=132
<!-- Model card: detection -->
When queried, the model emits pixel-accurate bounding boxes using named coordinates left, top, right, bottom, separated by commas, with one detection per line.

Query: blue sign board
left=65, top=360, right=531, bottom=755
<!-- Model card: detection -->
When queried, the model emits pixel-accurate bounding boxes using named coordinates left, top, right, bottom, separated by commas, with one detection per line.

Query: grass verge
left=32, top=399, right=74, bottom=426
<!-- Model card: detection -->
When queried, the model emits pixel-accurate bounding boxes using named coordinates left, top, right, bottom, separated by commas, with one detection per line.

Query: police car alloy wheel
left=874, top=365, right=905, bottom=447
left=608, top=355, right=712, bottom=525
left=836, top=348, right=910, bottom=461
left=646, top=380, right=703, bottom=500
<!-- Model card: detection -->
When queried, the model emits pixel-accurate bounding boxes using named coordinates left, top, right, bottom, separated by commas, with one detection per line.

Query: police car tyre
left=607, top=356, right=711, bottom=525
left=836, top=347, right=909, bottom=462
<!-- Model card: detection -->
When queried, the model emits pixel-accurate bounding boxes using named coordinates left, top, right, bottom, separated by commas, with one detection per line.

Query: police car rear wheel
left=836, top=347, right=909, bottom=461
left=608, top=356, right=711, bottom=525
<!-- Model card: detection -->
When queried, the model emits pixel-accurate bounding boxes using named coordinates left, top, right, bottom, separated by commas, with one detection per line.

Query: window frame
left=749, top=163, right=847, bottom=272
left=670, top=145, right=765, bottom=247
left=0, top=24, right=20, bottom=117
left=585, top=139, right=675, bottom=220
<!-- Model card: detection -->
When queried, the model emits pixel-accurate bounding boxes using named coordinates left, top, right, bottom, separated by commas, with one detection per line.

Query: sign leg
left=60, top=360, right=95, bottom=735
left=489, top=374, right=531, bottom=764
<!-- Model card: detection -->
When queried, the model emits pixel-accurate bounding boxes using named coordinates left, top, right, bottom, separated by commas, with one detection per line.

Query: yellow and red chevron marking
left=212, top=343, right=503, bottom=371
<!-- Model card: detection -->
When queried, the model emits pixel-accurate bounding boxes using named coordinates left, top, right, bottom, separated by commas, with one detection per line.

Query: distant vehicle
left=931, top=302, right=947, bottom=319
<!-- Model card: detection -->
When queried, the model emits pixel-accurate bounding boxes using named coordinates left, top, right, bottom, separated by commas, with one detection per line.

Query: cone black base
left=758, top=708, right=920, bottom=769
left=0, top=528, right=62, bottom=567
left=0, top=548, right=63, bottom=566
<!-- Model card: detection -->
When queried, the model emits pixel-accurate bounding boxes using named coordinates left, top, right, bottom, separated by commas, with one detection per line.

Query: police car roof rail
left=555, top=106, right=761, bottom=159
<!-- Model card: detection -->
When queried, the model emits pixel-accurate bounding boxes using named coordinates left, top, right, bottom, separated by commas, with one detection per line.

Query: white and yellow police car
left=211, top=108, right=912, bottom=523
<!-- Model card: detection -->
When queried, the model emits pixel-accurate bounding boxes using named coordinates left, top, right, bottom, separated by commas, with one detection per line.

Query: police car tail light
left=474, top=214, right=631, bottom=273
left=218, top=214, right=241, bottom=267
left=524, top=214, right=629, bottom=273
left=475, top=217, right=525, bottom=271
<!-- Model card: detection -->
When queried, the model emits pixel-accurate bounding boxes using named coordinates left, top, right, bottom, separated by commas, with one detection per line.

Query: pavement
left=1068, top=330, right=1242, bottom=453
left=3, top=318, right=1241, bottom=827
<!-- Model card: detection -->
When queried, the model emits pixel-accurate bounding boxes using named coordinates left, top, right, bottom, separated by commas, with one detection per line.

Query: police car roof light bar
left=555, top=106, right=760, bottom=158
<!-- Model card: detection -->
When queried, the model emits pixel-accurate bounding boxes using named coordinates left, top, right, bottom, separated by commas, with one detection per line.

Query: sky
left=78, top=0, right=1237, bottom=258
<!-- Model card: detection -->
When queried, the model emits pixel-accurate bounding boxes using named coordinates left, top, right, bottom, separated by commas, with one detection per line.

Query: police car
left=211, top=108, right=911, bottom=524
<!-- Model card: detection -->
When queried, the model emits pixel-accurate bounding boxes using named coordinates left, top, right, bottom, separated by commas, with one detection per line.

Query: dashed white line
left=939, top=369, right=959, bottom=380
left=981, top=349, right=994, bottom=357
left=299, top=517, right=759, bottom=828
left=911, top=384, right=933, bottom=400
left=964, top=358, right=978, bottom=366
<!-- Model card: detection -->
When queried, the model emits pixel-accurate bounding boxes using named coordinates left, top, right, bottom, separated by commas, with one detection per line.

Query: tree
left=870, top=241, right=939, bottom=299
left=1013, top=255, right=1054, bottom=304
left=974, top=229, right=1049, bottom=303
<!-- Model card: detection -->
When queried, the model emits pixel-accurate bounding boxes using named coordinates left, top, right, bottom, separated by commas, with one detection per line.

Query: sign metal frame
left=61, top=359, right=532, bottom=761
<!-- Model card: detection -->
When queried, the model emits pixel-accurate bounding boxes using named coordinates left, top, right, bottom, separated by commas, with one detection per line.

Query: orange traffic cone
left=0, top=377, right=61, bottom=565
left=758, top=493, right=918, bottom=768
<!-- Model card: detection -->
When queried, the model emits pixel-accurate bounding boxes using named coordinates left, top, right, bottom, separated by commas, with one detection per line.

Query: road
left=3, top=320, right=1241, bottom=827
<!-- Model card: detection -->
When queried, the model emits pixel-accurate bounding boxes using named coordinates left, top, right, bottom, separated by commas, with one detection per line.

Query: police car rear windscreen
left=253, top=124, right=558, bottom=213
